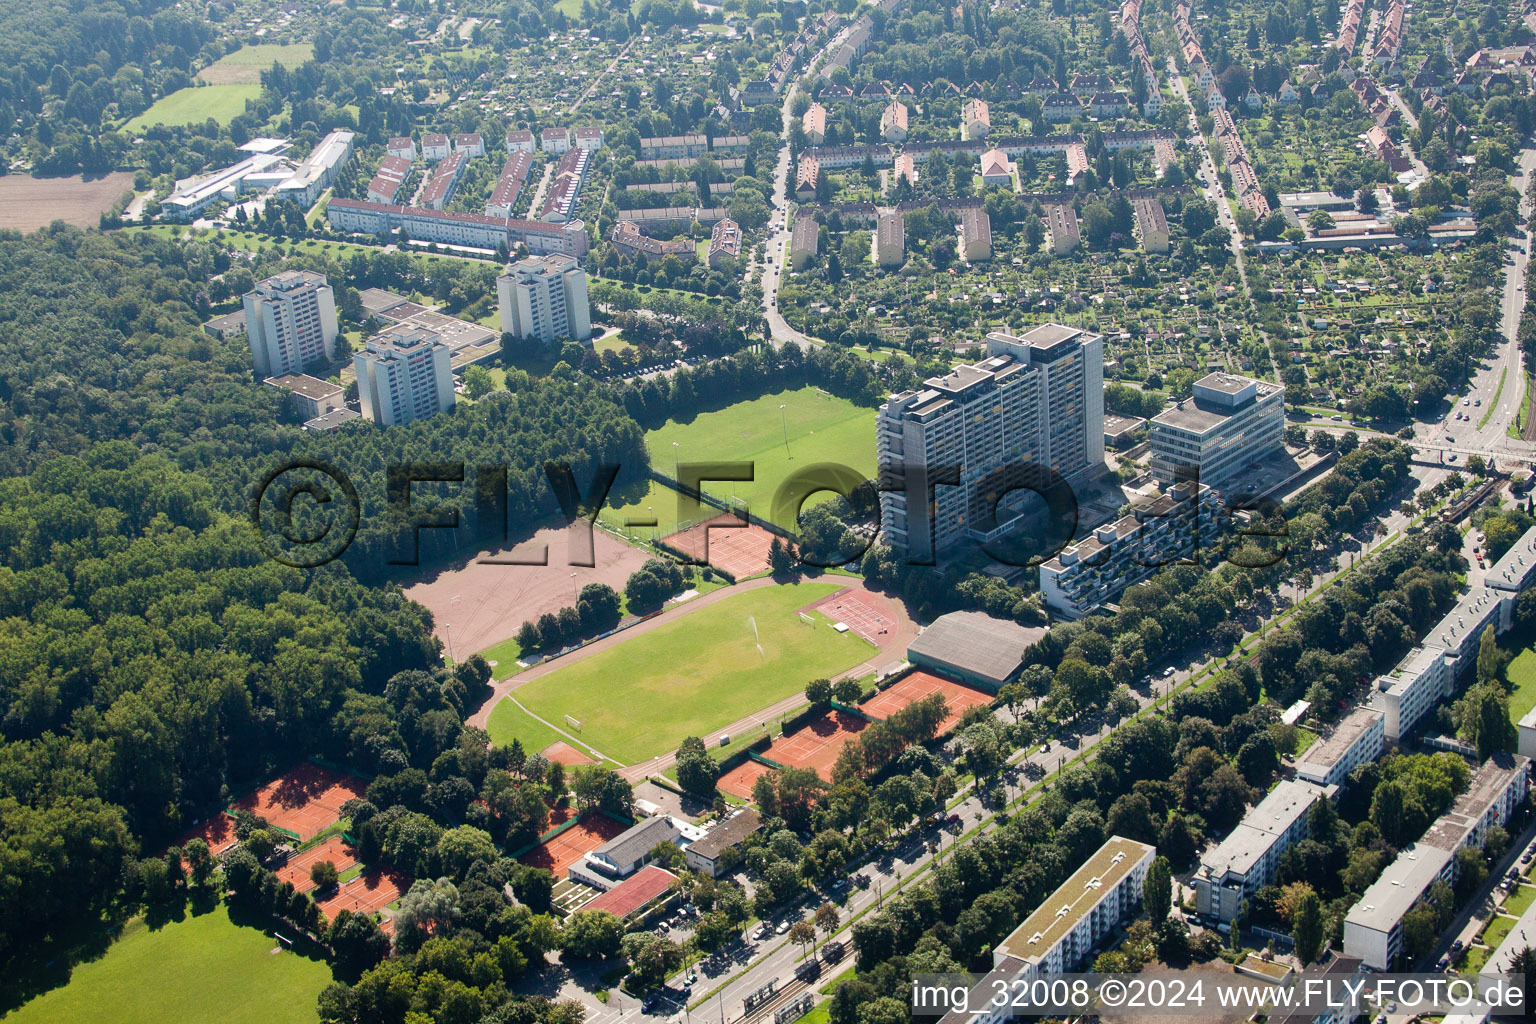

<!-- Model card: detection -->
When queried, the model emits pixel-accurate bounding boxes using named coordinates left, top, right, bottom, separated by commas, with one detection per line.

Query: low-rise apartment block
left=422, top=133, right=451, bottom=161
left=1048, top=204, right=1080, bottom=253
left=789, top=217, right=819, bottom=270
left=881, top=101, right=909, bottom=142
left=876, top=211, right=905, bottom=267
left=803, top=103, right=827, bottom=146
left=506, top=128, right=535, bottom=153
left=708, top=217, right=742, bottom=267
left=387, top=136, right=417, bottom=161
left=541, top=126, right=573, bottom=153
left=1133, top=197, right=1170, bottom=252
left=1194, top=779, right=1335, bottom=925
left=998, top=836, right=1153, bottom=974
left=964, top=98, right=991, bottom=138
left=960, top=206, right=992, bottom=261
left=1293, top=707, right=1385, bottom=788
left=420, top=151, right=467, bottom=209
left=1148, top=372, right=1285, bottom=492
left=1345, top=753, right=1530, bottom=969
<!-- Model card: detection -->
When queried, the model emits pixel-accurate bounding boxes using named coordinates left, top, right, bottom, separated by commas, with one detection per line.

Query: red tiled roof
left=583, top=865, right=677, bottom=918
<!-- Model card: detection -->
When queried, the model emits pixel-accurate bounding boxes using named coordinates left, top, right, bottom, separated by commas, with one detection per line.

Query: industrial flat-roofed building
left=1194, top=779, right=1335, bottom=925
left=353, top=325, right=455, bottom=426
left=274, top=129, right=356, bottom=207
left=497, top=254, right=591, bottom=344
left=1039, top=481, right=1220, bottom=618
left=906, top=611, right=1046, bottom=691
left=685, top=808, right=762, bottom=877
left=878, top=324, right=1104, bottom=563
left=1148, top=372, right=1285, bottom=492
left=1293, top=707, right=1384, bottom=788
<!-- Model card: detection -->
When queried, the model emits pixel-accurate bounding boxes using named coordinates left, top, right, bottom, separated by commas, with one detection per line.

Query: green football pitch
left=8, top=905, right=331, bottom=1024
left=504, top=582, right=871, bottom=764
left=637, top=387, right=876, bottom=531
left=125, top=84, right=262, bottom=132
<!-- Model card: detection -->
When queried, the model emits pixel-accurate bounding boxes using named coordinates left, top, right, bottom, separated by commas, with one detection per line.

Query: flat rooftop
left=1344, top=843, right=1454, bottom=932
left=995, top=836, right=1153, bottom=963
left=1294, top=707, right=1382, bottom=774
left=1421, top=752, right=1529, bottom=852
left=907, top=610, right=1045, bottom=686
left=1198, top=779, right=1330, bottom=880
left=265, top=374, right=342, bottom=401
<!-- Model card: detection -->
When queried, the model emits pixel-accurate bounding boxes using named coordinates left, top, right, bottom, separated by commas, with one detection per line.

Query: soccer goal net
left=564, top=714, right=583, bottom=733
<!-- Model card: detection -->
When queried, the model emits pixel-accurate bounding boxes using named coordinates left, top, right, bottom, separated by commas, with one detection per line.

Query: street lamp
left=571, top=571, right=579, bottom=603
left=780, top=404, right=791, bottom=459
left=674, top=440, right=680, bottom=479
left=444, top=622, right=454, bottom=663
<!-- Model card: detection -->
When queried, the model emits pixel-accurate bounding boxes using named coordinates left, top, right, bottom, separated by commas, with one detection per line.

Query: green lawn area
left=1482, top=914, right=1517, bottom=950
left=791, top=1001, right=830, bottom=1024
left=642, top=387, right=876, bottom=530
left=1456, top=943, right=1490, bottom=974
left=7, top=904, right=331, bottom=1024
left=598, top=477, right=692, bottom=541
left=125, top=84, right=262, bottom=132
left=1506, top=646, right=1536, bottom=727
left=486, top=698, right=617, bottom=765
left=1292, top=726, right=1319, bottom=755
left=1505, top=883, right=1536, bottom=919
left=594, top=330, right=632, bottom=355
left=479, top=633, right=524, bottom=680
left=507, top=582, right=866, bottom=763
left=197, top=43, right=314, bottom=84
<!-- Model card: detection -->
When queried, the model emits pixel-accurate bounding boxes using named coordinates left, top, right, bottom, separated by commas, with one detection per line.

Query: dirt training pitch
left=660, top=513, right=778, bottom=578
left=861, top=670, right=993, bottom=735
left=519, top=814, right=629, bottom=877
left=540, top=741, right=597, bottom=767
left=231, top=763, right=367, bottom=841
left=760, top=709, right=869, bottom=781
left=401, top=525, right=651, bottom=658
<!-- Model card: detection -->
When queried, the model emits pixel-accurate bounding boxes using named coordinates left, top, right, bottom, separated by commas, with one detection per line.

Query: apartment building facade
left=878, top=324, right=1104, bottom=564
left=353, top=325, right=455, bottom=426
left=242, top=270, right=341, bottom=379
left=1193, top=779, right=1334, bottom=924
left=496, top=254, right=592, bottom=344
left=1148, top=372, right=1285, bottom=492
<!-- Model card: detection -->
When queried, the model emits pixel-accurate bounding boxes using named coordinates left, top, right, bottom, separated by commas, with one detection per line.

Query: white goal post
left=564, top=714, right=583, bottom=733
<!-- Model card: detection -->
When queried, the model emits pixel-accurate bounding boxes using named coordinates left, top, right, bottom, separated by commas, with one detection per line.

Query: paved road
left=1407, top=146, right=1536, bottom=466
left=1167, top=60, right=1249, bottom=296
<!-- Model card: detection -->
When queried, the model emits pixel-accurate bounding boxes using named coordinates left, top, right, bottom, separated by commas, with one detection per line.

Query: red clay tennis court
left=276, top=835, right=359, bottom=893
left=318, top=866, right=409, bottom=922
left=718, top=759, right=775, bottom=802
left=519, top=814, right=630, bottom=876
left=861, top=670, right=993, bottom=736
left=231, top=763, right=368, bottom=841
left=806, top=588, right=896, bottom=644
left=761, top=709, right=869, bottom=782
left=175, top=813, right=237, bottom=857
left=661, top=513, right=778, bottom=578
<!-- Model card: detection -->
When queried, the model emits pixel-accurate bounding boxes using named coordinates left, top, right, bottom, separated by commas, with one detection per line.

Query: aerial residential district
left=17, top=0, right=1536, bottom=1023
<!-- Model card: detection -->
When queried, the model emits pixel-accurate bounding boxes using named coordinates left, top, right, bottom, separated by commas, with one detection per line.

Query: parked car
left=776, top=920, right=791, bottom=935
